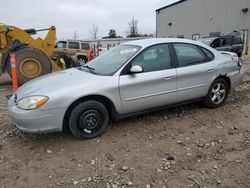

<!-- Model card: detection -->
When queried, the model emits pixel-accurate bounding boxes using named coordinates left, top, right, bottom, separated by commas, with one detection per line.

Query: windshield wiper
left=82, top=65, right=95, bottom=71
left=79, top=65, right=96, bottom=73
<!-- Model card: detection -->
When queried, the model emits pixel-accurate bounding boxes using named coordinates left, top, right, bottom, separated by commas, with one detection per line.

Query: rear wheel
left=203, top=78, right=229, bottom=108
left=69, top=101, right=109, bottom=139
left=8, top=47, right=52, bottom=85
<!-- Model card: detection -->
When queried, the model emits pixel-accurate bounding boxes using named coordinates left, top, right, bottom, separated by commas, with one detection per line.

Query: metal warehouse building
left=156, top=0, right=250, bottom=55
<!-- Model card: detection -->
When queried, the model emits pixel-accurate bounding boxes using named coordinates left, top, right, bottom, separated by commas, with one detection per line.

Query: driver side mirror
left=130, top=65, right=143, bottom=74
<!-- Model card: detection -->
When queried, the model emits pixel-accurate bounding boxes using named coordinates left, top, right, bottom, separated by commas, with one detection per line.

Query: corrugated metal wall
left=156, top=0, right=250, bottom=39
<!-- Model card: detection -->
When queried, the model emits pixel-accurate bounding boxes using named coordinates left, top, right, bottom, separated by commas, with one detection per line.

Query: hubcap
left=78, top=110, right=102, bottom=134
left=20, top=58, right=42, bottom=78
left=211, top=83, right=226, bottom=104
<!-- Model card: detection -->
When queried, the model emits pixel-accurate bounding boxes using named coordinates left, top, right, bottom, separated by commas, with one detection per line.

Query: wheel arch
left=63, top=95, right=117, bottom=131
left=217, top=75, right=231, bottom=91
left=205, top=74, right=231, bottom=97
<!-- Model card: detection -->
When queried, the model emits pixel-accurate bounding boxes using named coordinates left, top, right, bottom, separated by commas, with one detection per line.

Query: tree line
left=74, top=17, right=154, bottom=39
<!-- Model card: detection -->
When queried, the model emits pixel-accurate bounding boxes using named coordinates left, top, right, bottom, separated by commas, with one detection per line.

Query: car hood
left=15, top=68, right=98, bottom=100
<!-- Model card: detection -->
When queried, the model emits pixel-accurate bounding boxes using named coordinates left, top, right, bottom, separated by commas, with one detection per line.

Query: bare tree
left=89, top=24, right=99, bottom=39
left=73, top=29, right=78, bottom=40
left=126, top=17, right=139, bottom=37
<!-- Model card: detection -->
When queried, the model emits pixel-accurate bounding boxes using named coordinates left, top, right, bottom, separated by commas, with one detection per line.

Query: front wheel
left=203, top=78, right=229, bottom=108
left=69, top=101, right=109, bottom=139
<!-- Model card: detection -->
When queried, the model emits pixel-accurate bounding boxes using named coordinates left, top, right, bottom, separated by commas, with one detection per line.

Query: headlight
left=17, top=96, right=49, bottom=110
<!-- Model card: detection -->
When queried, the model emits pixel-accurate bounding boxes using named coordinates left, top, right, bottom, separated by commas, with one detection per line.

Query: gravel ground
left=0, top=59, right=250, bottom=188
left=0, top=73, right=11, bottom=86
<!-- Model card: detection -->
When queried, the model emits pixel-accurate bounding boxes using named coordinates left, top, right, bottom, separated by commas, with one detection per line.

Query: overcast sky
left=0, top=0, right=176, bottom=40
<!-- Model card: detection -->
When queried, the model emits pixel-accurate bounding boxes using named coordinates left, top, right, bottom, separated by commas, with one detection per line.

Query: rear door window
left=68, top=42, right=80, bottom=49
left=220, top=38, right=233, bottom=46
left=201, top=47, right=214, bottom=61
left=81, top=43, right=90, bottom=50
left=173, top=43, right=207, bottom=67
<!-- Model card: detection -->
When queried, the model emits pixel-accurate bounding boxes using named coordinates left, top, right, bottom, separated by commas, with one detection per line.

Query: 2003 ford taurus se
left=8, top=38, right=244, bottom=139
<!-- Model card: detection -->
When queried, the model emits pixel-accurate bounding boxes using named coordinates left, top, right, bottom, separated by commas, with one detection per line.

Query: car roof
left=122, top=38, right=208, bottom=48
left=222, top=31, right=242, bottom=37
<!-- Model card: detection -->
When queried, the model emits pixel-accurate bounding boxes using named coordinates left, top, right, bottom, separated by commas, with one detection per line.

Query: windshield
left=86, top=44, right=141, bottom=75
left=55, top=41, right=67, bottom=48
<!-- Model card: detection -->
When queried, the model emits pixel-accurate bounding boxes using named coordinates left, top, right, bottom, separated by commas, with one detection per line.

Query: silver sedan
left=8, top=38, right=244, bottom=139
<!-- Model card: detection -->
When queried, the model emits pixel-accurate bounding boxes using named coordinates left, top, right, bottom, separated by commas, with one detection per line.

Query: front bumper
left=8, top=95, right=67, bottom=133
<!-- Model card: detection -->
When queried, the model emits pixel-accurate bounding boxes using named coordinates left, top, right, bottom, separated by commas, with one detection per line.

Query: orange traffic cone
left=10, top=52, right=18, bottom=92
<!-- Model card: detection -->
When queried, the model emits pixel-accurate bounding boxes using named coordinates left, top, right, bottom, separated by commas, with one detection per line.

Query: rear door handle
left=163, top=75, right=173, bottom=80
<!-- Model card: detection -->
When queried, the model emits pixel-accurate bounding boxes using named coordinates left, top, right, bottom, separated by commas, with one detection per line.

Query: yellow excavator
left=0, top=25, right=65, bottom=84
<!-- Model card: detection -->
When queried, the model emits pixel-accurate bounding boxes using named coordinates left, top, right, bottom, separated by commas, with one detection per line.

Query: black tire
left=57, top=55, right=73, bottom=68
left=8, top=47, right=52, bottom=85
left=69, top=101, right=109, bottom=139
left=77, top=56, right=87, bottom=63
left=203, top=78, right=229, bottom=108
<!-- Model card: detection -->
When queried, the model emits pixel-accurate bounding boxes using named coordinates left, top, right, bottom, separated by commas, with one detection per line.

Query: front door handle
left=163, top=75, right=173, bottom=80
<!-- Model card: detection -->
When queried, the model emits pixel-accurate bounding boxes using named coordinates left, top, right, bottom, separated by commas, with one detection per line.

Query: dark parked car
left=199, top=31, right=243, bottom=57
